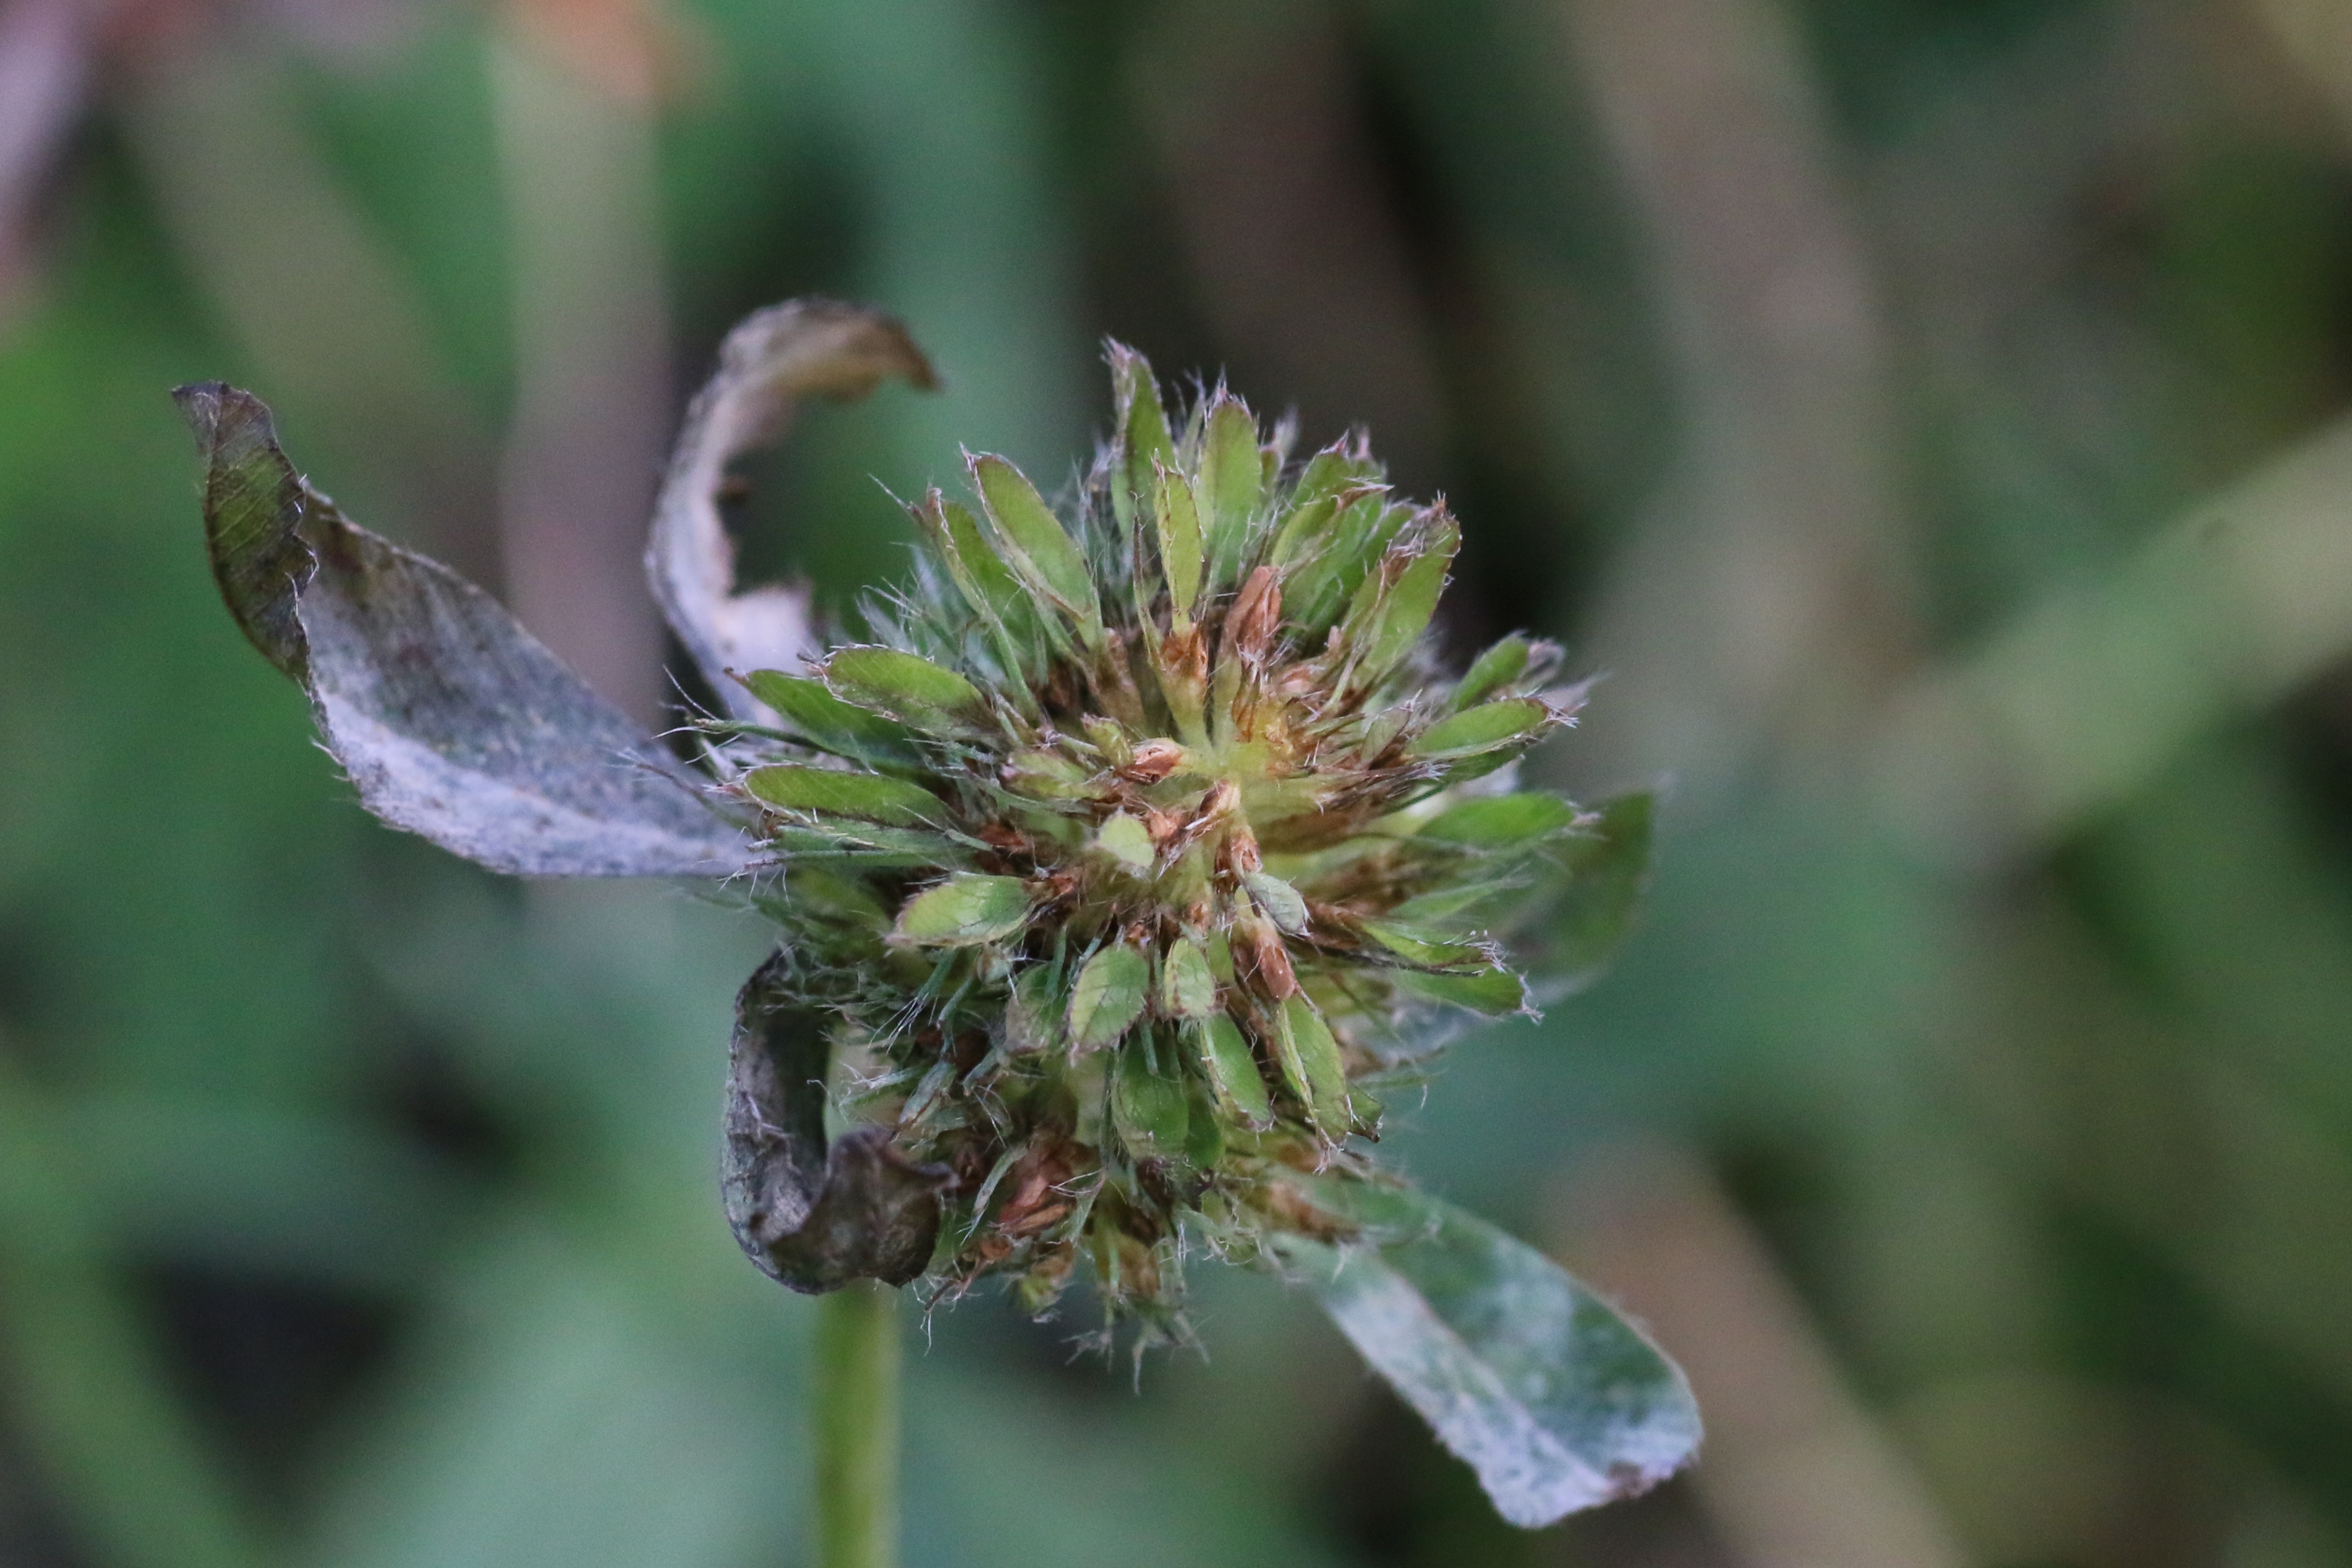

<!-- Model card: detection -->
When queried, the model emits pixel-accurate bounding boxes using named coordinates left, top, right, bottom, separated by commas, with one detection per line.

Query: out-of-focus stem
left=1559, top=0, right=1913, bottom=792
left=488, top=21, right=671, bottom=727
left=1556, top=1146, right=1969, bottom=1568
left=815, top=1281, right=901, bottom=1568
left=0, top=0, right=87, bottom=313
left=0, top=1054, right=269, bottom=1568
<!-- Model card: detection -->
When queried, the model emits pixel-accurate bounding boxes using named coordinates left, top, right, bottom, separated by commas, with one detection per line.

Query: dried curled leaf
left=649, top=299, right=936, bottom=723
left=1287, top=1182, right=1700, bottom=1527
left=175, top=383, right=749, bottom=878
left=722, top=952, right=947, bottom=1292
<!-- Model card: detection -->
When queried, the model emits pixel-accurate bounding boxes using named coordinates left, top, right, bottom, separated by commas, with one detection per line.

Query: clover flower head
left=177, top=299, right=1698, bottom=1527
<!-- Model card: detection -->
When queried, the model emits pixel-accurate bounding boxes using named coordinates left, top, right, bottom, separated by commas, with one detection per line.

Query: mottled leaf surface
left=176, top=384, right=749, bottom=878
left=1193, top=1016, right=1274, bottom=1128
left=1289, top=1183, right=1699, bottom=1527
left=1068, top=944, right=1149, bottom=1052
left=822, top=647, right=984, bottom=728
left=649, top=299, right=936, bottom=723
left=1410, top=698, right=1553, bottom=760
left=722, top=953, right=945, bottom=1292
left=743, top=765, right=942, bottom=826
left=893, top=875, right=1031, bottom=946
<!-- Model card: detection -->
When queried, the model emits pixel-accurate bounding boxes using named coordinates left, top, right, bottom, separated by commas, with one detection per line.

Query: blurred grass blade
left=176, top=383, right=751, bottom=877
left=0, top=1059, right=271, bottom=1568
left=1291, top=1182, right=1700, bottom=1527
left=1877, top=411, right=2352, bottom=865
left=1111, top=1038, right=1190, bottom=1158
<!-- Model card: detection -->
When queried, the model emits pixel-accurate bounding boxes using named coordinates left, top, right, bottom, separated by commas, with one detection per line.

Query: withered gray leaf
left=176, top=382, right=751, bottom=878
left=649, top=299, right=936, bottom=723
left=1285, top=1181, right=1700, bottom=1528
left=722, top=952, right=945, bottom=1292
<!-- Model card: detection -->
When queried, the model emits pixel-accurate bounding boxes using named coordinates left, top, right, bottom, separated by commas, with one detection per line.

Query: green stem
left=815, top=1281, right=900, bottom=1568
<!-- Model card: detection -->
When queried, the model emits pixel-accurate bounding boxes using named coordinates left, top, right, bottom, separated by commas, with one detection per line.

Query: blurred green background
left=7, top=0, right=2352, bottom=1562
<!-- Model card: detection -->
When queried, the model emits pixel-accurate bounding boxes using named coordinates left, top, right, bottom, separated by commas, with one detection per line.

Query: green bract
left=176, top=297, right=1698, bottom=1527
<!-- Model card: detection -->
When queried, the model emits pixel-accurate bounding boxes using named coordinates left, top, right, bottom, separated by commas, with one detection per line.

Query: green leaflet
left=1183, top=1077, right=1227, bottom=1167
left=764, top=824, right=971, bottom=871
left=1360, top=920, right=1493, bottom=971
left=893, top=874, right=1031, bottom=946
left=901, top=1055, right=960, bottom=1133
left=743, top=765, right=944, bottom=827
left=1068, top=944, right=1151, bottom=1052
left=1199, top=394, right=1263, bottom=580
left=1392, top=967, right=1528, bottom=1016
left=1112, top=1037, right=1190, bottom=1159
left=1159, top=936, right=1218, bottom=1020
left=1288, top=437, right=1383, bottom=515
left=823, top=647, right=985, bottom=730
left=1153, top=464, right=1206, bottom=620
left=738, top=670, right=921, bottom=767
left=971, top=453, right=1102, bottom=642
left=1095, top=812, right=1156, bottom=874
left=1419, top=793, right=1580, bottom=848
left=1385, top=880, right=1519, bottom=926
left=1289, top=1182, right=1700, bottom=1527
left=1266, top=489, right=1344, bottom=571
left=1191, top=1016, right=1274, bottom=1130
left=1280, top=495, right=1408, bottom=639
left=1068, top=1049, right=1112, bottom=1148
left=1002, top=748, right=1102, bottom=801
left=1433, top=749, right=1523, bottom=787
left=1339, top=511, right=1459, bottom=685
left=1242, top=871, right=1311, bottom=935
left=1205, top=931, right=1237, bottom=984
left=910, top=490, right=1029, bottom=629
left=1410, top=698, right=1554, bottom=760
left=1274, top=995, right=1353, bottom=1135
left=1110, top=342, right=1177, bottom=532
left=1450, top=634, right=1532, bottom=712
left=780, top=866, right=890, bottom=929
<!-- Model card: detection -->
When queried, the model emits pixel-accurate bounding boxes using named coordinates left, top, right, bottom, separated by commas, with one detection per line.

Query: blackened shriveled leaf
left=722, top=953, right=947, bottom=1292
left=1287, top=1182, right=1700, bottom=1527
left=650, top=299, right=937, bottom=723
left=175, top=383, right=750, bottom=878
